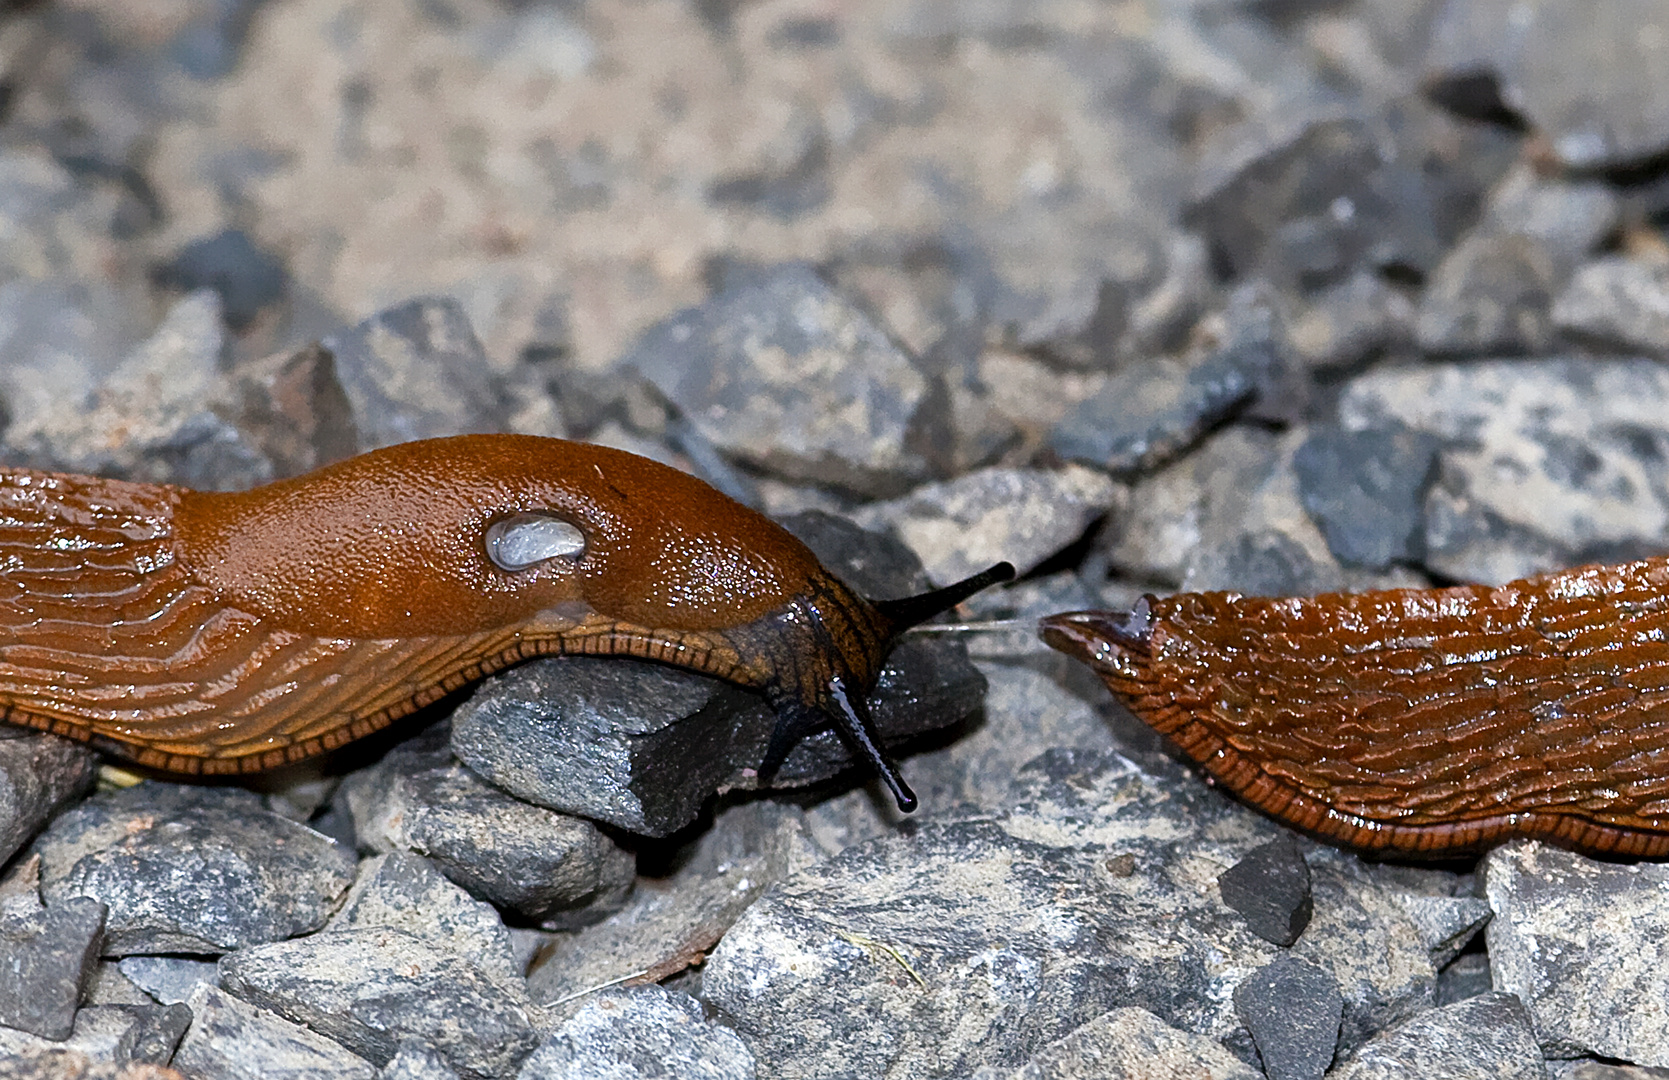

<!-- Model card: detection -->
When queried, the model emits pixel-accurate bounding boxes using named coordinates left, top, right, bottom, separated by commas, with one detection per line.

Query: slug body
left=0, top=435, right=1010, bottom=810
left=1042, top=559, right=1669, bottom=858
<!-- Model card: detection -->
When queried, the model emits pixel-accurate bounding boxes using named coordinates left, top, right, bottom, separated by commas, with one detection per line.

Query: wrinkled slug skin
left=1041, top=559, right=1669, bottom=858
left=0, top=434, right=887, bottom=775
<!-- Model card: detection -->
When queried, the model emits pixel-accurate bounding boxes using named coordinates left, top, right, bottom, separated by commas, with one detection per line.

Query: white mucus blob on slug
left=487, top=513, right=586, bottom=570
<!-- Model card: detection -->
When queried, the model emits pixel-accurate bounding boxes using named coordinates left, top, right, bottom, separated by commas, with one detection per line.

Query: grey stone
left=0, top=1003, right=188, bottom=1068
left=0, top=733, right=95, bottom=868
left=154, top=229, right=287, bottom=330
left=1232, top=955, right=1342, bottom=1080
left=381, top=1039, right=463, bottom=1080
left=1415, top=233, right=1557, bottom=356
left=622, top=263, right=930, bottom=496
left=517, top=986, right=755, bottom=1079
left=0, top=895, right=105, bottom=1039
left=850, top=465, right=1122, bottom=585
left=328, top=853, right=520, bottom=984
left=703, top=749, right=1292, bottom=1078
left=0, top=1049, right=176, bottom=1080
left=1392, top=892, right=1493, bottom=971
left=1437, top=953, right=1495, bottom=1007
left=1287, top=271, right=1415, bottom=375
left=31, top=783, right=355, bottom=956
left=174, top=984, right=377, bottom=1080
left=1485, top=841, right=1669, bottom=1065
left=117, top=956, right=220, bottom=1006
left=1330, top=992, right=1547, bottom=1080
left=1339, top=358, right=1669, bottom=584
left=450, top=512, right=989, bottom=836
left=968, top=1006, right=1262, bottom=1080
left=322, top=297, right=505, bottom=451
left=219, top=928, right=541, bottom=1079
left=1217, top=833, right=1313, bottom=947
left=527, top=800, right=818, bottom=1005
left=84, top=962, right=155, bottom=1007
left=1427, top=0, right=1669, bottom=168
left=1553, top=256, right=1669, bottom=355
left=120, top=1003, right=194, bottom=1066
left=341, top=734, right=634, bottom=922
left=1292, top=424, right=1441, bottom=570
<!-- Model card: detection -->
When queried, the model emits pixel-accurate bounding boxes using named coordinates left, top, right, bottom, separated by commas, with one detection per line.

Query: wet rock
left=173, top=984, right=377, bottom=1080
left=527, top=801, right=818, bottom=1004
left=450, top=513, right=989, bottom=836
left=0, top=895, right=105, bottom=1039
left=1233, top=955, right=1342, bottom=1080
left=382, top=1039, right=463, bottom=1080
left=850, top=465, right=1122, bottom=585
left=703, top=750, right=1291, bottom=1077
left=518, top=986, right=755, bottom=1079
left=154, top=229, right=287, bottom=330
left=117, top=956, right=220, bottom=1007
left=1329, top=992, right=1546, bottom=1080
left=1427, top=0, right=1669, bottom=168
left=1339, top=358, right=1669, bottom=584
left=1485, top=841, right=1669, bottom=1065
left=322, top=298, right=505, bottom=451
left=1553, top=256, right=1669, bottom=355
left=1217, top=832, right=1313, bottom=947
left=218, top=928, right=541, bottom=1079
left=1415, top=233, right=1557, bottom=355
left=1291, top=424, right=1441, bottom=570
left=327, top=853, right=520, bottom=984
left=0, top=732, right=96, bottom=867
left=968, top=1006, right=1263, bottom=1080
left=621, top=264, right=930, bottom=497
left=342, top=734, right=633, bottom=923
left=30, top=783, right=355, bottom=956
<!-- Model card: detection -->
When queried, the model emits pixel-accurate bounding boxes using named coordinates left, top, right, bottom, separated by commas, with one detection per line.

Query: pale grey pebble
left=342, top=727, right=635, bottom=923
left=173, top=983, right=377, bottom=1080
left=0, top=732, right=96, bottom=868
left=517, top=986, right=755, bottom=1079
left=1232, top=955, right=1342, bottom=1080
left=967, top=1007, right=1262, bottom=1080
left=117, top=955, right=221, bottom=1006
left=218, top=927, right=542, bottom=1079
left=1552, top=255, right=1669, bottom=354
left=0, top=1002, right=189, bottom=1067
left=328, top=852, right=521, bottom=984
left=622, top=262, right=931, bottom=497
left=382, top=1038, right=463, bottom=1080
left=1485, top=841, right=1669, bottom=1067
left=1414, top=232, right=1557, bottom=355
left=0, top=895, right=106, bottom=1039
left=30, top=782, right=355, bottom=956
left=1330, top=992, right=1546, bottom=1080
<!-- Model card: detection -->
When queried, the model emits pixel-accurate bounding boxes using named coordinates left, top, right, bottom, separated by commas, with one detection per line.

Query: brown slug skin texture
left=0, top=434, right=1008, bottom=798
left=1041, top=559, right=1669, bottom=858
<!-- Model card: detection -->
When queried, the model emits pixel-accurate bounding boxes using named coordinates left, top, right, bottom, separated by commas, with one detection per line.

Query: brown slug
left=0, top=434, right=1011, bottom=811
left=1041, top=558, right=1669, bottom=858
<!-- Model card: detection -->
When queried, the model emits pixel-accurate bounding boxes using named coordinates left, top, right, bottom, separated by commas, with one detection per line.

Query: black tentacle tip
left=760, top=676, right=921, bottom=814
left=872, top=561, right=1017, bottom=635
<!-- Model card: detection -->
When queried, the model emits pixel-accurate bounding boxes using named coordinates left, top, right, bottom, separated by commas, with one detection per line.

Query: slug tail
left=871, top=562, right=1016, bottom=637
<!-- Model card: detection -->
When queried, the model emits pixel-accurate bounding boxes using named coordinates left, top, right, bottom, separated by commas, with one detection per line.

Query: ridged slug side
left=1041, top=559, right=1669, bottom=857
left=0, top=434, right=1012, bottom=811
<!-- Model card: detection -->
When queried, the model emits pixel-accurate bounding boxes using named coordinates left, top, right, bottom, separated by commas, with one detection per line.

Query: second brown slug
left=0, top=434, right=1012, bottom=811
left=1042, top=559, right=1669, bottom=858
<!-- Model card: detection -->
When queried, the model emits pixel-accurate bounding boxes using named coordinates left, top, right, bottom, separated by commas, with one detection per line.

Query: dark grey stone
left=1217, top=833, right=1313, bottom=947
left=154, top=229, right=287, bottom=329
left=1437, top=953, right=1495, bottom=1007
left=170, top=0, right=268, bottom=80
left=520, top=987, right=754, bottom=1079
left=1416, top=233, right=1556, bottom=356
left=31, top=782, right=355, bottom=956
left=1292, top=425, right=1441, bottom=570
left=621, top=263, right=931, bottom=496
left=1553, top=256, right=1669, bottom=355
left=328, top=852, right=520, bottom=984
left=118, top=955, right=221, bottom=1006
left=382, top=1038, right=463, bottom=1080
left=322, top=297, right=505, bottom=451
left=0, top=733, right=95, bottom=868
left=341, top=733, right=635, bottom=922
left=1427, top=0, right=1669, bottom=168
left=219, top=928, right=541, bottom=1079
left=1288, top=271, right=1415, bottom=375
left=120, top=1002, right=194, bottom=1065
left=1232, top=955, right=1343, bottom=1080
left=0, top=896, right=105, bottom=1039
left=1330, top=992, right=1545, bottom=1080
left=174, top=983, right=378, bottom=1079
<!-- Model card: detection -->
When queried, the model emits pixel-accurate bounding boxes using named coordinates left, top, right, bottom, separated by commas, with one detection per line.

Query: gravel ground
left=1, top=0, right=1668, bottom=1077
